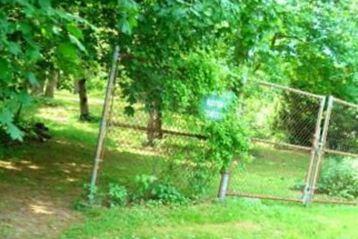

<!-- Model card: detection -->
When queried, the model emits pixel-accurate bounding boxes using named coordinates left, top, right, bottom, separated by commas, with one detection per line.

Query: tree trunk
left=44, top=69, right=59, bottom=98
left=147, top=101, right=163, bottom=146
left=78, top=78, right=90, bottom=121
left=32, top=80, right=45, bottom=96
left=31, top=71, right=46, bottom=96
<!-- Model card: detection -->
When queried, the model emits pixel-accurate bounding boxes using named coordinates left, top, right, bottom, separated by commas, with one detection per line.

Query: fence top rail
left=332, top=97, right=358, bottom=109
left=256, top=81, right=325, bottom=99
left=324, top=148, right=358, bottom=158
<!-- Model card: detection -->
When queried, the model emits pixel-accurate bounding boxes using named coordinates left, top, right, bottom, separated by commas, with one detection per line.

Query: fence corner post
left=218, top=170, right=230, bottom=200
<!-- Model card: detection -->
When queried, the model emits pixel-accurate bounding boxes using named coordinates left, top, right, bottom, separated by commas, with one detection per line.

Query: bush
left=134, top=174, right=188, bottom=204
left=108, top=183, right=128, bottom=207
left=73, top=183, right=98, bottom=210
left=317, top=157, right=358, bottom=199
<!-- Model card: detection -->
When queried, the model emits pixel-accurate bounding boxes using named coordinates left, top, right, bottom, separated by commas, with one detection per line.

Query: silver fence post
left=308, top=96, right=334, bottom=202
left=218, top=170, right=230, bottom=200
left=89, top=46, right=120, bottom=192
left=302, top=96, right=326, bottom=204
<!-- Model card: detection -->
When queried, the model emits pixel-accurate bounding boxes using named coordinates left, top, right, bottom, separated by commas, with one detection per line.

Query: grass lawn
left=0, top=91, right=357, bottom=239
left=62, top=199, right=358, bottom=239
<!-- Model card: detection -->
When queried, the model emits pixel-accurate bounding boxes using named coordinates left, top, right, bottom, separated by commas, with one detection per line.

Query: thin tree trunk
left=32, top=80, right=45, bottom=96
left=157, top=109, right=163, bottom=139
left=44, top=69, right=59, bottom=98
left=78, top=78, right=90, bottom=121
left=147, top=101, right=163, bottom=146
left=31, top=71, right=46, bottom=96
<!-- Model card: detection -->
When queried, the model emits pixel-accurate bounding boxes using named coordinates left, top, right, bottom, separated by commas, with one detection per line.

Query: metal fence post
left=89, top=46, right=120, bottom=191
left=218, top=170, right=230, bottom=200
left=308, top=96, right=334, bottom=201
left=302, top=96, right=326, bottom=204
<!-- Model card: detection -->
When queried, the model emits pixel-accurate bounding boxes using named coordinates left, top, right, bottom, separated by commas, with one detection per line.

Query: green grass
left=62, top=199, right=358, bottom=239
left=0, top=91, right=357, bottom=239
left=229, top=146, right=310, bottom=199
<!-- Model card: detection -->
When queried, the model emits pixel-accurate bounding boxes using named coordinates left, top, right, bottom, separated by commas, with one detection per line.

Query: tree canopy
left=0, top=0, right=357, bottom=141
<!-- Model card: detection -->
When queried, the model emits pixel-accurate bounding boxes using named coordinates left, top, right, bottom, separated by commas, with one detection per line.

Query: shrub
left=108, top=183, right=128, bottom=207
left=73, top=183, right=98, bottom=210
left=317, top=157, right=358, bottom=199
left=134, top=174, right=188, bottom=204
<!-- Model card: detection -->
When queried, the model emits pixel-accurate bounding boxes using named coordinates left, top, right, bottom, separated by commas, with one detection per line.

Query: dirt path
left=0, top=185, right=81, bottom=239
left=0, top=140, right=92, bottom=239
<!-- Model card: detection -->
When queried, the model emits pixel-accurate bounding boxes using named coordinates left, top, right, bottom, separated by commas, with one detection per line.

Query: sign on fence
left=201, top=91, right=235, bottom=121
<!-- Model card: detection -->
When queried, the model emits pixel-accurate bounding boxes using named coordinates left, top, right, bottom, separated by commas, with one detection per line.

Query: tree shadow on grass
left=0, top=126, right=160, bottom=239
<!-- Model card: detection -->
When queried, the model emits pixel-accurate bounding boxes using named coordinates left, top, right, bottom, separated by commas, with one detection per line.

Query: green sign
left=201, top=91, right=235, bottom=121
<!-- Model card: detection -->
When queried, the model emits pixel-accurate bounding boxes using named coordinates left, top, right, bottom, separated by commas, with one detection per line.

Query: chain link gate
left=226, top=81, right=326, bottom=203
left=226, top=82, right=357, bottom=205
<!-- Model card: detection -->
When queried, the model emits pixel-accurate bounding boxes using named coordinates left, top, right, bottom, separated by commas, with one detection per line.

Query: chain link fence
left=98, top=93, right=216, bottom=198
left=92, top=70, right=357, bottom=204
left=242, top=81, right=325, bottom=149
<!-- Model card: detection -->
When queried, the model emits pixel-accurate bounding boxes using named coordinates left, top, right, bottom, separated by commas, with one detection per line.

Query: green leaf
left=27, top=72, right=39, bottom=86
left=25, top=47, right=42, bottom=62
left=19, top=22, right=32, bottom=36
left=69, top=34, right=87, bottom=53
left=57, top=42, right=79, bottom=62
left=8, top=42, right=22, bottom=55
left=0, top=59, right=11, bottom=81
left=38, top=0, right=51, bottom=9
left=22, top=3, right=36, bottom=17
left=17, top=91, right=32, bottom=107
left=0, top=109, right=12, bottom=125
left=66, top=24, right=83, bottom=39
left=52, top=25, right=62, bottom=35
left=7, top=123, right=24, bottom=141
left=118, top=18, right=132, bottom=35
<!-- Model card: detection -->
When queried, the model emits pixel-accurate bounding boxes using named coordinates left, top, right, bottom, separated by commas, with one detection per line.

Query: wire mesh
left=312, top=98, right=358, bottom=204
left=325, top=98, right=358, bottom=155
left=242, top=81, right=324, bottom=149
left=228, top=146, right=312, bottom=201
left=312, top=152, right=358, bottom=204
left=228, top=81, right=325, bottom=201
left=99, top=92, right=217, bottom=197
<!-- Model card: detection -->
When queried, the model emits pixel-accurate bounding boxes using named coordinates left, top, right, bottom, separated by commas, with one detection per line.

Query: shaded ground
left=0, top=140, right=91, bottom=239
left=0, top=91, right=163, bottom=238
left=0, top=93, right=104, bottom=238
left=0, top=185, right=79, bottom=239
left=0, top=136, right=155, bottom=238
